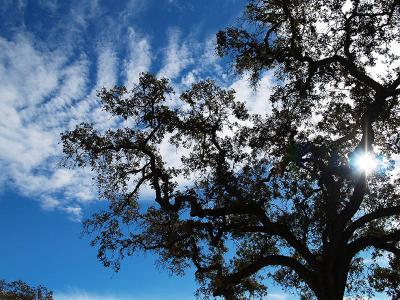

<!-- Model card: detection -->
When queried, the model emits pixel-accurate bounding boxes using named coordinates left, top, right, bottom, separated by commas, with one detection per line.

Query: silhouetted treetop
left=217, top=0, right=400, bottom=87
left=0, top=279, right=53, bottom=300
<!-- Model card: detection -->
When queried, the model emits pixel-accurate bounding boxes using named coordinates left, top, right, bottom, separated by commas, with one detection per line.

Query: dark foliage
left=0, top=279, right=53, bottom=300
left=62, top=1, right=400, bottom=299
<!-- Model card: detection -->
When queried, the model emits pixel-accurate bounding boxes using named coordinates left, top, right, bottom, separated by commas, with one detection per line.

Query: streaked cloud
left=0, top=34, right=96, bottom=221
left=230, top=72, right=273, bottom=116
left=123, top=27, right=152, bottom=87
left=267, top=293, right=289, bottom=300
left=55, top=291, right=125, bottom=300
left=0, top=1, right=275, bottom=221
left=158, top=28, right=194, bottom=80
left=54, top=290, right=191, bottom=300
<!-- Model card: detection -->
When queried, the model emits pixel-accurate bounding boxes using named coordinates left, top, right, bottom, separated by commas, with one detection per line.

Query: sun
left=354, top=152, right=378, bottom=174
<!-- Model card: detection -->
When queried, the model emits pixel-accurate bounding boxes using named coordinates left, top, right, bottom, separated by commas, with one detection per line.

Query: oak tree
left=62, top=0, right=400, bottom=299
left=0, top=279, right=53, bottom=300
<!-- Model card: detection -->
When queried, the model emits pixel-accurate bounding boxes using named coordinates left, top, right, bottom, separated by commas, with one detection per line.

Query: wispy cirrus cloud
left=55, top=291, right=125, bottom=300
left=267, top=293, right=289, bottom=300
left=230, top=72, right=273, bottom=116
left=0, top=1, right=154, bottom=221
left=123, top=27, right=152, bottom=87
left=54, top=290, right=192, bottom=300
left=158, top=28, right=194, bottom=80
left=38, top=0, right=59, bottom=13
left=55, top=291, right=293, bottom=300
left=0, top=1, right=275, bottom=221
left=0, top=34, right=95, bottom=221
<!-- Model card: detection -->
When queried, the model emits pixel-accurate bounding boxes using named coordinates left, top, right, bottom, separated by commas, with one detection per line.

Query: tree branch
left=214, top=254, right=317, bottom=297
left=344, top=205, right=400, bottom=239
left=337, top=173, right=367, bottom=227
left=347, top=230, right=400, bottom=257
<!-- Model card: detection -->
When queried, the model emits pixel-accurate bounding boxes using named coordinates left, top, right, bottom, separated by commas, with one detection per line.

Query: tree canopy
left=62, top=0, right=400, bottom=299
left=0, top=279, right=53, bottom=300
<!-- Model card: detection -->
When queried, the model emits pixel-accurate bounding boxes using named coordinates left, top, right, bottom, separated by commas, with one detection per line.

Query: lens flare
left=355, top=152, right=377, bottom=174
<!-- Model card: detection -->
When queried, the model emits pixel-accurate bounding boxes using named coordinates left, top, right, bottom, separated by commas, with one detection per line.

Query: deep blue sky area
left=0, top=190, right=198, bottom=299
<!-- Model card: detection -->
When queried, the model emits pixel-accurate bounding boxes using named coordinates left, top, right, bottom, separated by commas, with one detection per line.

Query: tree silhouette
left=0, top=279, right=53, bottom=300
left=62, top=0, right=400, bottom=299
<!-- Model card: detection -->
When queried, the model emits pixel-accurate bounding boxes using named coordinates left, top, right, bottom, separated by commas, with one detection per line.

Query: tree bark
left=314, top=255, right=349, bottom=300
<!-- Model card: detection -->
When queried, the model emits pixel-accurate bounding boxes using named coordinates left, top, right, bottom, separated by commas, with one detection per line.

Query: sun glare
left=354, top=152, right=378, bottom=174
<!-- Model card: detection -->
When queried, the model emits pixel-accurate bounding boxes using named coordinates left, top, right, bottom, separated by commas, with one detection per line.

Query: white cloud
left=119, top=0, right=144, bottom=25
left=97, top=46, right=118, bottom=89
left=230, top=72, right=274, bottom=116
left=54, top=290, right=191, bottom=300
left=38, top=0, right=59, bottom=13
left=201, top=36, right=218, bottom=64
left=158, top=29, right=194, bottom=80
left=0, top=34, right=99, bottom=219
left=0, top=14, right=158, bottom=219
left=365, top=40, right=400, bottom=84
left=267, top=293, right=288, bottom=300
left=184, top=35, right=226, bottom=85
left=0, top=3, right=275, bottom=221
left=0, top=35, right=62, bottom=107
left=41, top=195, right=62, bottom=210
left=70, top=0, right=101, bottom=28
left=344, top=296, right=389, bottom=300
left=181, top=71, right=197, bottom=86
left=55, top=291, right=124, bottom=300
left=123, top=27, right=152, bottom=87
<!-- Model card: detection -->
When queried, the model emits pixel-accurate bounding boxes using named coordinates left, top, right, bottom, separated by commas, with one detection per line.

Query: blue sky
left=0, top=1, right=395, bottom=299
left=0, top=0, right=286, bottom=299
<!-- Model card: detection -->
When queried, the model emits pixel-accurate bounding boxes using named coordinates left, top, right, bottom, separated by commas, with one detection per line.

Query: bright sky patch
left=354, top=152, right=378, bottom=174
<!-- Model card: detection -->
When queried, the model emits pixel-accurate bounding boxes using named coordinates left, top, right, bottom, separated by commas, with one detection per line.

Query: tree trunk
left=315, top=263, right=348, bottom=300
